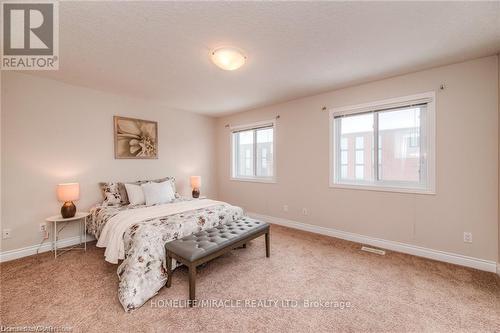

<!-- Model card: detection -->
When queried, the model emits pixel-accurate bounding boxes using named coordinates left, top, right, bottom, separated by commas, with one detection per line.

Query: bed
left=88, top=197, right=244, bottom=312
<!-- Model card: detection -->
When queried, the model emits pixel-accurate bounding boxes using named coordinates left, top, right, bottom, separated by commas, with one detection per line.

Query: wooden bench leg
left=166, top=252, right=172, bottom=288
left=265, top=231, right=270, bottom=258
left=188, top=264, right=196, bottom=307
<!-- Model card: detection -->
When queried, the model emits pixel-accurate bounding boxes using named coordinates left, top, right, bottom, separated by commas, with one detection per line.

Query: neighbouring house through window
left=330, top=92, right=435, bottom=193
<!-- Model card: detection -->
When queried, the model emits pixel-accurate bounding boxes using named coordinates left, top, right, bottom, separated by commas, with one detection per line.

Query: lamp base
left=61, top=201, right=76, bottom=218
left=192, top=188, right=200, bottom=199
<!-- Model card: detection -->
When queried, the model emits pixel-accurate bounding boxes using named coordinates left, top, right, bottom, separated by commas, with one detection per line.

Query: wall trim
left=2, top=217, right=497, bottom=274
left=0, top=235, right=95, bottom=263
left=248, top=212, right=497, bottom=273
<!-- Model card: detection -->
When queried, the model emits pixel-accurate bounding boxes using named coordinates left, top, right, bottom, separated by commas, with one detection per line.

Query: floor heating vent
left=361, top=246, right=386, bottom=255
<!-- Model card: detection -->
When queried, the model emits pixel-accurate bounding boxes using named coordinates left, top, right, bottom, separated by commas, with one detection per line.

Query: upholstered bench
left=165, top=217, right=270, bottom=306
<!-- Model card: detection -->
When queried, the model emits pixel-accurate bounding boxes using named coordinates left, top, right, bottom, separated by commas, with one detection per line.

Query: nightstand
left=45, top=212, right=90, bottom=258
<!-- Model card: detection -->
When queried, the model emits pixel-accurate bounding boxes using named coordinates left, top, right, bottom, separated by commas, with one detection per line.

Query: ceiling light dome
left=210, top=47, right=246, bottom=71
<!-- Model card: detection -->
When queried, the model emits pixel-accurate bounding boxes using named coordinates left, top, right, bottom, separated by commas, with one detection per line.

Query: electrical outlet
left=2, top=229, right=12, bottom=239
left=39, top=223, right=49, bottom=239
left=463, top=232, right=472, bottom=243
left=283, top=205, right=289, bottom=212
left=302, top=208, right=308, bottom=216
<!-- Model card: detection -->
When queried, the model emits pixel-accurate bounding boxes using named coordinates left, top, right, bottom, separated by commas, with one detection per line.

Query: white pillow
left=124, top=183, right=146, bottom=206
left=141, top=181, right=175, bottom=206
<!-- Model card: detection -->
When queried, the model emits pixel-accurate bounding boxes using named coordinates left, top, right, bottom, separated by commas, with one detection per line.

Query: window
left=337, top=113, right=374, bottom=182
left=232, top=121, right=275, bottom=182
left=330, top=92, right=435, bottom=193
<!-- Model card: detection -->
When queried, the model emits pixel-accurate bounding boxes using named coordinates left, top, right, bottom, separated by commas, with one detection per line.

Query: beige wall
left=216, top=56, right=499, bottom=262
left=2, top=56, right=498, bottom=262
left=1, top=72, right=217, bottom=252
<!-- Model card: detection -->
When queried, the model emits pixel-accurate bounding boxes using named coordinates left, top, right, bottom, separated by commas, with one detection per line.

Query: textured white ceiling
left=29, top=1, right=500, bottom=116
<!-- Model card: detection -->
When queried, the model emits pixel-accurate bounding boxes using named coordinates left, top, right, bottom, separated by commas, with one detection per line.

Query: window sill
left=329, top=182, right=435, bottom=195
left=230, top=177, right=277, bottom=184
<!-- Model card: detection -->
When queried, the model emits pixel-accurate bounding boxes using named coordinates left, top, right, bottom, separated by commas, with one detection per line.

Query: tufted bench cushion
left=165, top=216, right=270, bottom=306
left=165, top=217, right=268, bottom=261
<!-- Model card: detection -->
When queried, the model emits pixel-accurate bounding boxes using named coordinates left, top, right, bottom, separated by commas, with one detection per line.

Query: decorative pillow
left=117, top=183, right=130, bottom=205
left=141, top=181, right=175, bottom=206
left=100, top=182, right=122, bottom=206
left=118, top=177, right=177, bottom=205
left=124, top=183, right=146, bottom=206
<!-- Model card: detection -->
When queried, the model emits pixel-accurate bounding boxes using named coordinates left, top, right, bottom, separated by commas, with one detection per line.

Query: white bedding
left=96, top=199, right=226, bottom=264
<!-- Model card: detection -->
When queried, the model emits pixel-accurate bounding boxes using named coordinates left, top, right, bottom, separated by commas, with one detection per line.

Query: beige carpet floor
left=1, top=225, right=499, bottom=332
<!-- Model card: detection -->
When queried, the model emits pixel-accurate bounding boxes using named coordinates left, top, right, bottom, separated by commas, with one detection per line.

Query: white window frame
left=329, top=92, right=436, bottom=194
left=230, top=119, right=277, bottom=183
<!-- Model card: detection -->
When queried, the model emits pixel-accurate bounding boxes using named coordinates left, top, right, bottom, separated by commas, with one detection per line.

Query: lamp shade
left=210, top=47, right=246, bottom=71
left=190, top=176, right=201, bottom=189
left=57, top=183, right=80, bottom=202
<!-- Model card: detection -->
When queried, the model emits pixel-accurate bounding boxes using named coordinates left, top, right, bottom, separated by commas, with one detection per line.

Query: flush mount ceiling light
left=210, top=47, right=246, bottom=71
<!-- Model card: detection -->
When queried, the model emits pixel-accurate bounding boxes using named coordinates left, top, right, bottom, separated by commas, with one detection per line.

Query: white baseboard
left=248, top=212, right=498, bottom=273
left=0, top=235, right=95, bottom=263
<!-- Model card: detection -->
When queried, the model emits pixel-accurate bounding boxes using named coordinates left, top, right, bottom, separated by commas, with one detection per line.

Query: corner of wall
left=213, top=117, right=225, bottom=201
left=497, top=53, right=500, bottom=269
